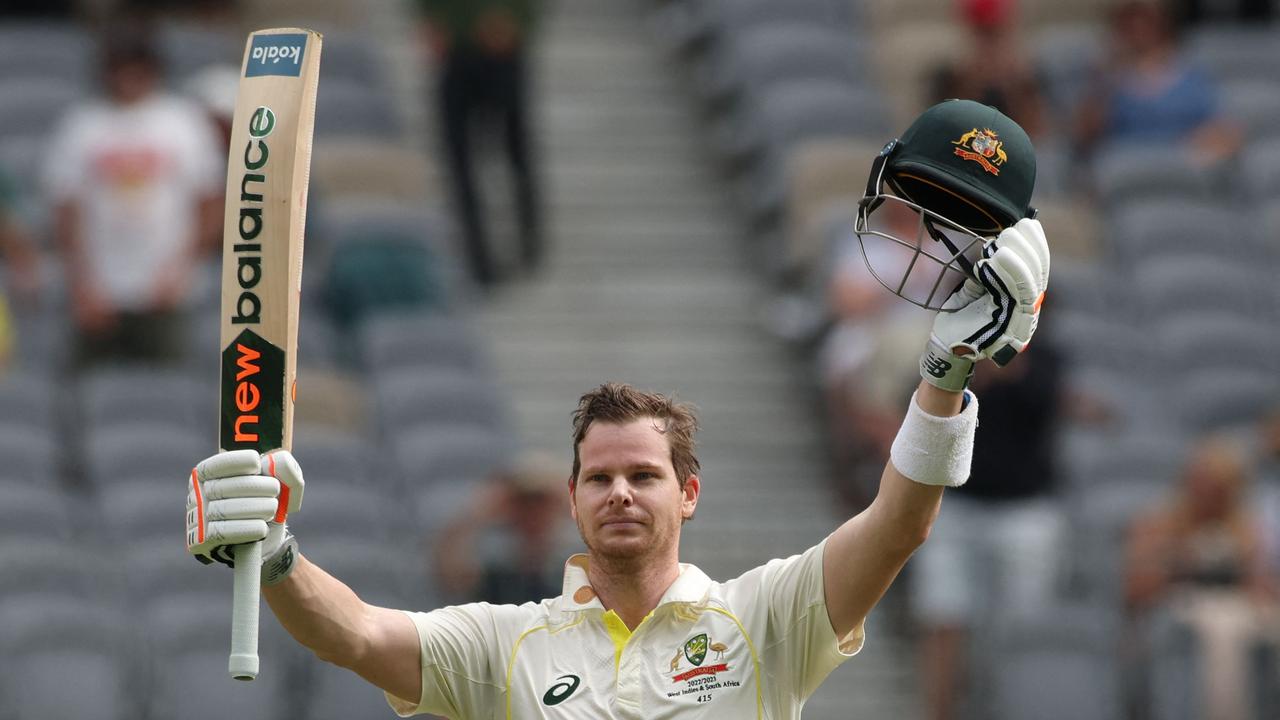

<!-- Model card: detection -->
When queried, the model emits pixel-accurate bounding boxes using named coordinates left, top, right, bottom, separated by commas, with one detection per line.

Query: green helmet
left=855, top=99, right=1038, bottom=310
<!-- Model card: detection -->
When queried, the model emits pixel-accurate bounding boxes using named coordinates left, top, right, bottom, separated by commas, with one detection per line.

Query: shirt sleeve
left=757, top=539, right=864, bottom=701
left=385, top=602, right=523, bottom=718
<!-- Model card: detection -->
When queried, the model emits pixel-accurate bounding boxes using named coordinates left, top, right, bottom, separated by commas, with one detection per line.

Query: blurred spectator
left=930, top=0, right=1048, bottom=138
left=0, top=163, right=41, bottom=373
left=1258, top=409, right=1280, bottom=576
left=434, top=452, right=567, bottom=605
left=910, top=339, right=1065, bottom=720
left=43, top=23, right=222, bottom=369
left=1125, top=435, right=1278, bottom=720
left=417, top=0, right=545, bottom=287
left=1074, top=0, right=1241, bottom=163
left=0, top=164, right=41, bottom=306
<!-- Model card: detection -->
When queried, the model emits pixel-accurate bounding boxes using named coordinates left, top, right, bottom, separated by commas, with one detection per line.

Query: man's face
left=570, top=418, right=698, bottom=565
left=106, top=60, right=158, bottom=104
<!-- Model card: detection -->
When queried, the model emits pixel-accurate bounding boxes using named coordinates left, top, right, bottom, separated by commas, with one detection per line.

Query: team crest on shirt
left=665, top=634, right=739, bottom=701
left=951, top=128, right=1008, bottom=176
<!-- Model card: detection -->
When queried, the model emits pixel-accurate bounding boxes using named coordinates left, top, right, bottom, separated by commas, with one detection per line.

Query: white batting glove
left=186, top=449, right=305, bottom=585
left=921, top=218, right=1050, bottom=391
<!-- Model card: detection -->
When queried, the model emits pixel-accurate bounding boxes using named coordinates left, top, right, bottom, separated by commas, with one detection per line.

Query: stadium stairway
left=432, top=0, right=925, bottom=716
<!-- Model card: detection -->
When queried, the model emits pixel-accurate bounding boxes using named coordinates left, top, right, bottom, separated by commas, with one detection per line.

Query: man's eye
left=635, top=472, right=655, bottom=481
left=589, top=474, right=609, bottom=483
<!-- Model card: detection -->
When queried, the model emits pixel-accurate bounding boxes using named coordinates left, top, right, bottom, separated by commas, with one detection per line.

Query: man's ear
left=681, top=475, right=700, bottom=520
left=568, top=476, right=577, bottom=522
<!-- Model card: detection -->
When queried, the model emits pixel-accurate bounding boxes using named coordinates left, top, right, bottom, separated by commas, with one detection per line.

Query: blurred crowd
left=1, top=0, right=1279, bottom=719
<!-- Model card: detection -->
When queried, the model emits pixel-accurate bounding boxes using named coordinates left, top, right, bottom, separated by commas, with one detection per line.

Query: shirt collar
left=553, top=553, right=714, bottom=617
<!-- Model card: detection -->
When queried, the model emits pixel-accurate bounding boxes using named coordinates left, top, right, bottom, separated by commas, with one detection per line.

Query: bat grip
left=229, top=540, right=263, bottom=681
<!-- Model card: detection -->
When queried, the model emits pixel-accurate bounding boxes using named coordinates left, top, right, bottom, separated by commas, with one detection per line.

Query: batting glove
left=921, top=218, right=1050, bottom=391
left=186, top=449, right=305, bottom=585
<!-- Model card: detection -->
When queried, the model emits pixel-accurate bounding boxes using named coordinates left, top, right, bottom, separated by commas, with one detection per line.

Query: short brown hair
left=570, top=383, right=700, bottom=488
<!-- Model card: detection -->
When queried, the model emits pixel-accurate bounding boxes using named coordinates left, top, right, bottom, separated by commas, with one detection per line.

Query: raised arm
left=823, top=218, right=1050, bottom=638
left=185, top=450, right=422, bottom=703
left=264, top=555, right=422, bottom=703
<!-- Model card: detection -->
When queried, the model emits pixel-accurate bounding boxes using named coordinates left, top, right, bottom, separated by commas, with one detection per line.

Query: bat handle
left=229, top=540, right=263, bottom=681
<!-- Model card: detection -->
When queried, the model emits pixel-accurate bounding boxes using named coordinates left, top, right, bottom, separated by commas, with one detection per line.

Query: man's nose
left=606, top=477, right=633, bottom=506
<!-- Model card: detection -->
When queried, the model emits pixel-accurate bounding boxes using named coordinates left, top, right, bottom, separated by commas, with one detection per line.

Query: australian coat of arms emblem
left=951, top=128, right=1008, bottom=175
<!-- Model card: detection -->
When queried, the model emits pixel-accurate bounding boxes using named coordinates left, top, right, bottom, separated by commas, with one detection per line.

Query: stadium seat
left=1168, top=369, right=1280, bottom=432
left=1240, top=137, right=1280, bottom=202
left=301, top=657, right=400, bottom=720
left=82, top=422, right=207, bottom=488
left=1132, top=256, right=1279, bottom=322
left=158, top=22, right=240, bottom=83
left=0, top=78, right=82, bottom=138
left=721, top=80, right=888, bottom=167
left=301, top=537, right=424, bottom=610
left=696, top=25, right=868, bottom=112
left=0, top=424, right=59, bottom=486
left=359, top=310, right=488, bottom=376
left=0, top=538, right=118, bottom=603
left=868, top=21, right=965, bottom=129
left=78, top=365, right=213, bottom=434
left=286, top=483, right=406, bottom=543
left=374, top=367, right=510, bottom=438
left=702, top=0, right=855, bottom=52
left=0, top=597, right=139, bottom=720
left=1151, top=313, right=1280, bottom=379
left=0, top=369, right=58, bottom=435
left=1187, top=25, right=1280, bottom=84
left=0, top=22, right=91, bottom=86
left=391, top=423, right=513, bottom=489
left=1033, top=22, right=1105, bottom=117
left=0, top=483, right=74, bottom=543
left=1145, top=609, right=1200, bottom=720
left=143, top=594, right=295, bottom=720
left=317, top=33, right=388, bottom=89
left=1220, top=80, right=1280, bottom=144
left=987, top=604, right=1123, bottom=720
left=1067, top=479, right=1169, bottom=603
left=1110, top=199, right=1260, bottom=265
left=1062, top=430, right=1188, bottom=493
left=1089, top=144, right=1214, bottom=209
left=314, top=80, right=403, bottom=140
left=780, top=138, right=881, bottom=273
left=99, top=479, right=184, bottom=549
left=312, top=139, right=433, bottom=203
left=122, top=544, right=227, bottom=605
left=290, top=427, right=376, bottom=486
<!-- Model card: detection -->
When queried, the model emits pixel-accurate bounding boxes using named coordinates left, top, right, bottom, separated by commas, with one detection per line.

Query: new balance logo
left=922, top=353, right=952, bottom=378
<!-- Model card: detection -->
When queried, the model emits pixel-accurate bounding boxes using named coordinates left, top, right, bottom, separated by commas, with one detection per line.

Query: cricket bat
left=219, top=28, right=322, bottom=681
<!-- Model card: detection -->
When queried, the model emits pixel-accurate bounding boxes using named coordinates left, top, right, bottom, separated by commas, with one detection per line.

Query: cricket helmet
left=855, top=99, right=1037, bottom=310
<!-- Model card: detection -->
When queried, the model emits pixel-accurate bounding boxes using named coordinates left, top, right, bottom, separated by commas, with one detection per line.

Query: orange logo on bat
left=951, top=128, right=1008, bottom=175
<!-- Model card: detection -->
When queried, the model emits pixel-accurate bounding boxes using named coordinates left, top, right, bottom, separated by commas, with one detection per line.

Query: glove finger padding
left=922, top=219, right=1051, bottom=385
left=187, top=450, right=281, bottom=567
left=262, top=450, right=304, bottom=518
left=205, top=497, right=279, bottom=522
left=196, top=448, right=260, bottom=481
left=985, top=245, right=1040, bottom=365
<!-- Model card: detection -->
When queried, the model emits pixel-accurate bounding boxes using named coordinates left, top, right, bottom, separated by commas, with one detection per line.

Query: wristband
left=919, top=336, right=975, bottom=392
left=262, top=532, right=299, bottom=586
left=889, top=390, right=978, bottom=487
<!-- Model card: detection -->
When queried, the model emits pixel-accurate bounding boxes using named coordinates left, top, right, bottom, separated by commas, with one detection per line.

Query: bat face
left=219, top=29, right=322, bottom=455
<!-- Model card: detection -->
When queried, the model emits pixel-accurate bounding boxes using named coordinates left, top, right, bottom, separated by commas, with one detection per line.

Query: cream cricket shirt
left=386, top=538, right=863, bottom=719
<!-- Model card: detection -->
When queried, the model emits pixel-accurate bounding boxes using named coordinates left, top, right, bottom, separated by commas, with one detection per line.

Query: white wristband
left=889, top=390, right=978, bottom=487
